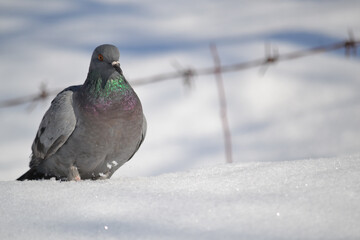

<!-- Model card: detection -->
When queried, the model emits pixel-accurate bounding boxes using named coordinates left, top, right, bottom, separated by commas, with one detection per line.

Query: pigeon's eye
left=98, top=54, right=104, bottom=61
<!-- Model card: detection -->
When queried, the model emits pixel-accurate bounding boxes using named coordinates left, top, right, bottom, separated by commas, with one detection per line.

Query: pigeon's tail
left=17, top=168, right=47, bottom=181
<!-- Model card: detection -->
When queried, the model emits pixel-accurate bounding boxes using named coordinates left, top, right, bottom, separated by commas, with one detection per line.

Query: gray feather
left=30, top=88, right=77, bottom=167
left=128, top=116, right=147, bottom=161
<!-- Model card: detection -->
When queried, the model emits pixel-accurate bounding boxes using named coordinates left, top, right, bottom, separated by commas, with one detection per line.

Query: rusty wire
left=0, top=38, right=359, bottom=109
left=210, top=44, right=233, bottom=164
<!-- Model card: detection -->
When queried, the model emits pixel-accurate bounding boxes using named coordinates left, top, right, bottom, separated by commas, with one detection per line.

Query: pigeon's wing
left=138, top=115, right=147, bottom=150
left=30, top=86, right=80, bottom=167
left=127, top=115, right=147, bottom=161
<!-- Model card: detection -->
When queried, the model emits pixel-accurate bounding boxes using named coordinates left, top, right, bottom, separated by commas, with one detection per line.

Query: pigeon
left=17, top=44, right=146, bottom=181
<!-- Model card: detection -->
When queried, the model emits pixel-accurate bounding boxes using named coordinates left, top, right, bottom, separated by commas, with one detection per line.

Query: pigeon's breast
left=80, top=89, right=141, bottom=118
left=70, top=90, right=144, bottom=175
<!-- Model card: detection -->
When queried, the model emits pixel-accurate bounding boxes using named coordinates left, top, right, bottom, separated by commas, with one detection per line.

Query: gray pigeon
left=17, top=44, right=146, bottom=181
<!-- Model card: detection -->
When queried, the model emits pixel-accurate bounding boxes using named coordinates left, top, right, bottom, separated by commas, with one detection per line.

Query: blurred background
left=0, top=0, right=359, bottom=180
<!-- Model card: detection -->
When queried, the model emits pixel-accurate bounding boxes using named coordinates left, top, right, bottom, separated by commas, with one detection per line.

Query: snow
left=1, top=155, right=359, bottom=239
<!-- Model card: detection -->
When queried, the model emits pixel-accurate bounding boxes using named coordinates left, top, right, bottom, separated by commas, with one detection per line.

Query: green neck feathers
left=85, top=72, right=131, bottom=99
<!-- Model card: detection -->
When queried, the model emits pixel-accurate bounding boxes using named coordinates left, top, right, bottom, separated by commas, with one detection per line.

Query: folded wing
left=30, top=86, right=79, bottom=167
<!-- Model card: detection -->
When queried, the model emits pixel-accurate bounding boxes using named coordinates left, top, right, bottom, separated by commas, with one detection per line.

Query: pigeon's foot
left=67, top=166, right=81, bottom=181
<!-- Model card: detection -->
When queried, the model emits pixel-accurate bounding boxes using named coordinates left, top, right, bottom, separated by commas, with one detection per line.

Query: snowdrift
left=1, top=156, right=359, bottom=240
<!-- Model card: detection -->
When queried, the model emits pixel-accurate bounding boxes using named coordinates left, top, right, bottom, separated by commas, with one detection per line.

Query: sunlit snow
left=1, top=156, right=359, bottom=239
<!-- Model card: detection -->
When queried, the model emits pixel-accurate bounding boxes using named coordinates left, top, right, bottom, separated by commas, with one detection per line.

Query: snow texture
left=1, top=155, right=359, bottom=240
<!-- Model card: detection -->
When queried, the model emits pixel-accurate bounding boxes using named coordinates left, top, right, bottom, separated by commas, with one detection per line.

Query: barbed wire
left=210, top=44, right=233, bottom=164
left=0, top=36, right=358, bottom=109
left=1, top=33, right=359, bottom=164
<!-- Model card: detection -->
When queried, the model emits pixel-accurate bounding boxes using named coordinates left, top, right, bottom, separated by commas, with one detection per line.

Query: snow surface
left=1, top=156, right=359, bottom=240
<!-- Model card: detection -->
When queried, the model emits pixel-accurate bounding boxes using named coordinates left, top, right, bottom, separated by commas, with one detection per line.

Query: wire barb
left=171, top=61, right=196, bottom=90
left=260, top=43, right=279, bottom=75
left=182, top=68, right=196, bottom=90
left=345, top=30, right=357, bottom=57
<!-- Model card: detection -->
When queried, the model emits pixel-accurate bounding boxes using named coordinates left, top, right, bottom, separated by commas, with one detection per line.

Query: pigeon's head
left=88, top=44, right=123, bottom=81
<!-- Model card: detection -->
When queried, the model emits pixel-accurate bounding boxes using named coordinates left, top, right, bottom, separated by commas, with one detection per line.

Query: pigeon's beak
left=112, top=61, right=123, bottom=75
